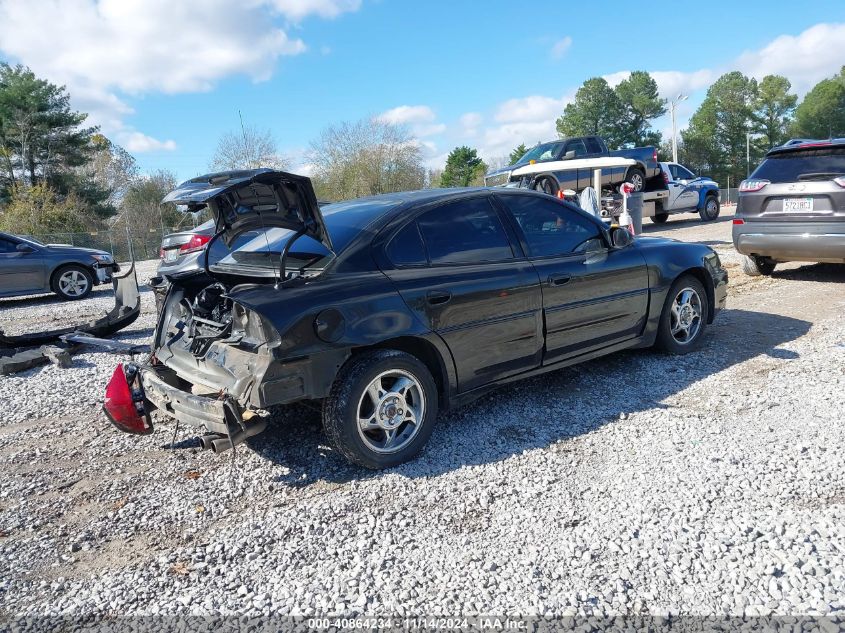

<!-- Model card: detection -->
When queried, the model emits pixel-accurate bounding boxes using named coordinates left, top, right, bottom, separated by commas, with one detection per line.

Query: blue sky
left=0, top=0, right=843, bottom=181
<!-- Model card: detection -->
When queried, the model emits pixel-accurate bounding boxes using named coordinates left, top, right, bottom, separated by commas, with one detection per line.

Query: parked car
left=157, top=219, right=215, bottom=277
left=733, top=139, right=845, bottom=275
left=484, top=135, right=662, bottom=193
left=0, top=232, right=118, bottom=301
left=104, top=169, right=727, bottom=469
left=652, top=162, right=721, bottom=224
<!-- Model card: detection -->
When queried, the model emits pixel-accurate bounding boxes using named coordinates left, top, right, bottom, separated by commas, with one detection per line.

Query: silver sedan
left=0, top=232, right=118, bottom=301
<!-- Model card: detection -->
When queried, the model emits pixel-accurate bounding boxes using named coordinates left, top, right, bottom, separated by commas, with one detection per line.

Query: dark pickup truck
left=484, top=135, right=661, bottom=194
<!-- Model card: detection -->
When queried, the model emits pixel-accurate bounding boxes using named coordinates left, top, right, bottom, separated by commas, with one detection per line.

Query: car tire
left=533, top=177, right=559, bottom=197
left=51, top=265, right=94, bottom=300
left=652, top=213, right=669, bottom=224
left=699, top=195, right=720, bottom=221
left=655, top=274, right=709, bottom=355
left=741, top=254, right=776, bottom=276
left=626, top=168, right=646, bottom=192
left=323, top=349, right=438, bottom=469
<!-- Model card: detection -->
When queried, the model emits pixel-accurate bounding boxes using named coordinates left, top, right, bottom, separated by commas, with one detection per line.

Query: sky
left=0, top=0, right=843, bottom=182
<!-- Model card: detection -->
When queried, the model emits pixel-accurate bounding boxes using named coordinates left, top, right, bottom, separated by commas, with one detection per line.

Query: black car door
left=495, top=192, right=650, bottom=364
left=380, top=194, right=544, bottom=392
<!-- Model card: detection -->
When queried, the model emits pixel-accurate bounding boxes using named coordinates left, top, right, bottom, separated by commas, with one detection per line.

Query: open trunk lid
left=162, top=169, right=333, bottom=251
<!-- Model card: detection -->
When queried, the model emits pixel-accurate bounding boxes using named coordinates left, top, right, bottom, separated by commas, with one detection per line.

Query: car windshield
left=210, top=197, right=401, bottom=273
left=753, top=146, right=845, bottom=183
left=513, top=142, right=564, bottom=166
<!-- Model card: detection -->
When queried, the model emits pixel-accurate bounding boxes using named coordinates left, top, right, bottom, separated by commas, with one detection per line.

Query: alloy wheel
left=356, top=369, right=425, bottom=454
left=670, top=287, right=702, bottom=344
left=58, top=270, right=90, bottom=298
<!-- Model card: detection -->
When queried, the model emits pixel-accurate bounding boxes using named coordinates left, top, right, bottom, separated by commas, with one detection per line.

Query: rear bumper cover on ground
left=733, top=222, right=845, bottom=263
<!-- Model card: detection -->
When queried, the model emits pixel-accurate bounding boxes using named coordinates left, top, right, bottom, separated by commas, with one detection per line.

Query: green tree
left=508, top=143, right=528, bottom=164
left=0, top=64, right=99, bottom=194
left=792, top=66, right=845, bottom=139
left=614, top=71, right=666, bottom=146
left=753, top=75, right=798, bottom=149
left=681, top=71, right=758, bottom=185
left=440, top=146, right=486, bottom=187
left=556, top=78, right=624, bottom=146
left=0, top=182, right=91, bottom=234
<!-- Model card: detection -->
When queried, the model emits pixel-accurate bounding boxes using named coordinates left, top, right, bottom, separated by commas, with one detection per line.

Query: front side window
left=498, top=194, right=603, bottom=257
left=417, top=198, right=514, bottom=265
left=0, top=238, right=18, bottom=253
left=676, top=165, right=695, bottom=180
left=565, top=140, right=588, bottom=158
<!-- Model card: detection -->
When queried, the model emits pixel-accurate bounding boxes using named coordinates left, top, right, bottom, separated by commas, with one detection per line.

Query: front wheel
left=741, top=255, right=776, bottom=276
left=533, top=177, right=559, bottom=196
left=655, top=275, right=709, bottom=354
left=323, top=349, right=438, bottom=469
left=699, top=195, right=720, bottom=221
left=52, top=265, right=94, bottom=300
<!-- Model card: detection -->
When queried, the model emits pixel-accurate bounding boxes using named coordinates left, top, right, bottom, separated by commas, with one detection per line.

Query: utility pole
left=670, top=94, right=688, bottom=163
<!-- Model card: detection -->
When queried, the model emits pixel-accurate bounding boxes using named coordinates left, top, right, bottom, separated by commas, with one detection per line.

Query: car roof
left=767, top=138, right=845, bottom=156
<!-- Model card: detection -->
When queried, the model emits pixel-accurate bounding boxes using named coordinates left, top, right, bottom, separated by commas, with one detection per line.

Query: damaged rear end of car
left=104, top=169, right=336, bottom=452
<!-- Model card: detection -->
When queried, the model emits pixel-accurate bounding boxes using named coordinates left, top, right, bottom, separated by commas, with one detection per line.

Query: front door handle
left=426, top=290, right=452, bottom=305
left=548, top=274, right=572, bottom=286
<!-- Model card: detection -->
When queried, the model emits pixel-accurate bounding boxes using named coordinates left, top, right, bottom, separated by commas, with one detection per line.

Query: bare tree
left=209, top=125, right=289, bottom=172
left=307, top=117, right=425, bottom=201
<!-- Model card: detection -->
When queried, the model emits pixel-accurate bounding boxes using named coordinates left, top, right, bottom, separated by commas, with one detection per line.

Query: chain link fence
left=24, top=227, right=181, bottom=262
left=719, top=188, right=739, bottom=206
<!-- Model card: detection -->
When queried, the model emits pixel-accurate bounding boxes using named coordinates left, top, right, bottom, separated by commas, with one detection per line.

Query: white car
left=654, top=162, right=721, bottom=223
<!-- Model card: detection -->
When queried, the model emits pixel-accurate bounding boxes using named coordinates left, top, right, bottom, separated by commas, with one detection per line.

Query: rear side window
left=498, top=194, right=603, bottom=257
left=753, top=147, right=845, bottom=183
left=386, top=222, right=426, bottom=267
left=0, top=238, right=17, bottom=253
left=417, top=198, right=514, bottom=265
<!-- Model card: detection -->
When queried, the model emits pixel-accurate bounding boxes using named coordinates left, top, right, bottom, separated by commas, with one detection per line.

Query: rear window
left=753, top=147, right=845, bottom=183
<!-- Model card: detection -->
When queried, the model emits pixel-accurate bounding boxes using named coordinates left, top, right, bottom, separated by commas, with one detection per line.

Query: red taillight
left=739, top=179, right=770, bottom=192
left=159, top=247, right=165, bottom=260
left=179, top=233, right=211, bottom=254
left=733, top=219, right=745, bottom=225
left=653, top=149, right=658, bottom=163
left=557, top=190, right=564, bottom=199
left=834, top=176, right=845, bottom=188
left=663, top=171, right=669, bottom=185
left=103, top=364, right=151, bottom=434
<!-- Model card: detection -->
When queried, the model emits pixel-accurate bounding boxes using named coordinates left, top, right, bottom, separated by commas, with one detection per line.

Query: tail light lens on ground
left=103, top=363, right=152, bottom=434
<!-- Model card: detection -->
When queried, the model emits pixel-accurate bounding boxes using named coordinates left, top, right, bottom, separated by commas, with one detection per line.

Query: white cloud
left=459, top=112, right=482, bottom=136
left=0, top=0, right=358, bottom=150
left=550, top=36, right=572, bottom=60
left=121, top=132, right=177, bottom=153
left=477, top=94, right=573, bottom=160
left=734, top=22, right=845, bottom=94
left=377, top=105, right=445, bottom=138
left=494, top=95, right=570, bottom=124
left=267, top=0, right=361, bottom=21
left=377, top=105, right=437, bottom=125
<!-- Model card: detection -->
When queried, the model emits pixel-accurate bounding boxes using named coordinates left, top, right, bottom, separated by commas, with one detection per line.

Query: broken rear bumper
left=133, top=363, right=269, bottom=451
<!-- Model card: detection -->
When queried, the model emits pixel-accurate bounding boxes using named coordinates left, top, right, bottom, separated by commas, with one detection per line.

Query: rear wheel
left=51, top=265, right=94, bottom=300
left=626, top=168, right=646, bottom=192
left=699, top=195, right=720, bottom=221
left=655, top=275, right=709, bottom=354
left=533, top=177, right=559, bottom=196
left=741, top=255, right=776, bottom=276
left=323, top=349, right=438, bottom=469
left=652, top=213, right=669, bottom=224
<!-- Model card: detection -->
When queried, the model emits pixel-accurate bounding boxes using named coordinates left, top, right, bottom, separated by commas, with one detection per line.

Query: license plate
left=163, top=249, right=179, bottom=263
left=783, top=197, right=813, bottom=213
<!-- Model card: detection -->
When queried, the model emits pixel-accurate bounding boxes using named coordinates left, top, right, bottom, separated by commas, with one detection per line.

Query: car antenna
left=239, top=109, right=279, bottom=286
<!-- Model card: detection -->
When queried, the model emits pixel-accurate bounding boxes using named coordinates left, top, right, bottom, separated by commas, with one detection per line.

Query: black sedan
left=104, top=169, right=727, bottom=469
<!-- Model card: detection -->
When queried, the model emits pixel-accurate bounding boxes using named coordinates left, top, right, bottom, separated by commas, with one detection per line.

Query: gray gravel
left=1, top=243, right=844, bottom=620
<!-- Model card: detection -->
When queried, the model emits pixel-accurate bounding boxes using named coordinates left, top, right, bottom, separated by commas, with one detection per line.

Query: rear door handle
left=426, top=290, right=452, bottom=305
left=548, top=274, right=572, bottom=286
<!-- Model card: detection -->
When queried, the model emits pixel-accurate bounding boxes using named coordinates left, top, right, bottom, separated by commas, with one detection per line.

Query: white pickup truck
left=651, top=162, right=721, bottom=223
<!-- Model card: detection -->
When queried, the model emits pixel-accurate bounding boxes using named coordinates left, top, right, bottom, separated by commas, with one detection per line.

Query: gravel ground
left=1, top=214, right=844, bottom=622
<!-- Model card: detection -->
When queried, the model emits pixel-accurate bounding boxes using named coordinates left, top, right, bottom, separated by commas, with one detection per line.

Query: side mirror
left=16, top=243, right=35, bottom=253
left=610, top=226, right=633, bottom=248
left=563, top=150, right=576, bottom=160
